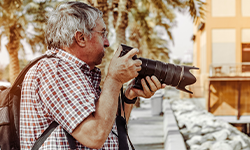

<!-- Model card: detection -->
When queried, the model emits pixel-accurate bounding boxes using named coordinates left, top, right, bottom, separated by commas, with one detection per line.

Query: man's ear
left=75, top=31, right=86, bottom=47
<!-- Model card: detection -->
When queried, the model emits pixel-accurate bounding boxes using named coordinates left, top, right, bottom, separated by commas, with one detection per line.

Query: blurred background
left=3, top=0, right=250, bottom=148
left=0, top=0, right=204, bottom=85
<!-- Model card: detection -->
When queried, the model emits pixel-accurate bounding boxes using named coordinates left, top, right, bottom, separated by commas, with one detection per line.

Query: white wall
left=212, top=29, right=236, bottom=64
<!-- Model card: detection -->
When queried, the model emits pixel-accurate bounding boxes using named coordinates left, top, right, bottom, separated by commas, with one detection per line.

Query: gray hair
left=45, top=1, right=103, bottom=49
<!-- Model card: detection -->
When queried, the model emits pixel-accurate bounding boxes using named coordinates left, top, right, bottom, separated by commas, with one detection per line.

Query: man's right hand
left=107, top=45, right=142, bottom=84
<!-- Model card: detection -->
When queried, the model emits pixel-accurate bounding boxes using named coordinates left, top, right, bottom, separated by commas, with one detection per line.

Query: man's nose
left=104, top=37, right=110, bottom=48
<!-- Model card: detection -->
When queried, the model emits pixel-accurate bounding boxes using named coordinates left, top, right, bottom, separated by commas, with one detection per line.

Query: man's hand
left=125, top=75, right=167, bottom=100
left=107, top=45, right=142, bottom=84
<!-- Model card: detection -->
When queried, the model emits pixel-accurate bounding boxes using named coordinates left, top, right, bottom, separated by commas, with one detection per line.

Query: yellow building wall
left=242, top=0, right=250, bottom=17
left=193, top=0, right=250, bottom=98
left=198, top=0, right=250, bottom=76
left=242, top=29, right=250, bottom=42
left=212, top=0, right=235, bottom=17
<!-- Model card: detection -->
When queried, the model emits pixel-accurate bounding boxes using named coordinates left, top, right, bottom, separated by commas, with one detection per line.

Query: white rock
left=211, top=141, right=233, bottom=150
left=190, top=144, right=201, bottom=150
left=201, top=134, right=215, bottom=143
left=201, top=126, right=216, bottom=134
left=185, top=122, right=197, bottom=131
left=200, top=141, right=214, bottom=150
left=232, top=135, right=248, bottom=148
left=189, top=126, right=202, bottom=134
left=186, top=135, right=203, bottom=146
left=228, top=140, right=242, bottom=150
left=242, top=147, right=250, bottom=150
left=212, top=129, right=231, bottom=141
left=170, top=99, right=250, bottom=150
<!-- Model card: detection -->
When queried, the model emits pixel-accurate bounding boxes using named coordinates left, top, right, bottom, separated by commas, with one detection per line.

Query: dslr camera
left=120, top=44, right=198, bottom=94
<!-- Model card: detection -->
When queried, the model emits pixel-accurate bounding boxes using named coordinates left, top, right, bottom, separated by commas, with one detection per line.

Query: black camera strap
left=116, top=86, right=135, bottom=150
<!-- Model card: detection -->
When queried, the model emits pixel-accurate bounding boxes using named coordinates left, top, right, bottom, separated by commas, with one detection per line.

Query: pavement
left=127, top=87, right=182, bottom=150
left=127, top=98, right=165, bottom=150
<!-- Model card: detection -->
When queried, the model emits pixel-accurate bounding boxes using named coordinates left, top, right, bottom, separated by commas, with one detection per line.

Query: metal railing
left=209, top=62, right=250, bottom=77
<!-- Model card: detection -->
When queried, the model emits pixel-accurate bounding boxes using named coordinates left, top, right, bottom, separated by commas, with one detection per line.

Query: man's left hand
left=125, top=76, right=167, bottom=100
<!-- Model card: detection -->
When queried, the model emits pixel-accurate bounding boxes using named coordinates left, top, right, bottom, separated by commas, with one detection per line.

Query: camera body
left=120, top=44, right=198, bottom=94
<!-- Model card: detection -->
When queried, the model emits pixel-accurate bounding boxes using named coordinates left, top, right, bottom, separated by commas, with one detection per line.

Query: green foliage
left=128, top=0, right=206, bottom=62
left=128, top=0, right=176, bottom=61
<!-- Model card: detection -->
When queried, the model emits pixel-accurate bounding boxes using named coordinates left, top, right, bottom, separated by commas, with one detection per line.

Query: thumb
left=114, top=45, right=123, bottom=58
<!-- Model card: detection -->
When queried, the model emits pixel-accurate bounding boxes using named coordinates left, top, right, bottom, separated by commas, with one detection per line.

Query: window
left=242, top=44, right=250, bottom=72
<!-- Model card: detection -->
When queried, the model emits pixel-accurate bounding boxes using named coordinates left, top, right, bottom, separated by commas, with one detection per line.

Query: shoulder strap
left=31, top=121, right=76, bottom=150
left=11, top=54, right=56, bottom=150
left=10, top=54, right=55, bottom=92
left=117, top=86, right=135, bottom=150
left=31, top=121, right=59, bottom=150
left=18, top=54, right=77, bottom=150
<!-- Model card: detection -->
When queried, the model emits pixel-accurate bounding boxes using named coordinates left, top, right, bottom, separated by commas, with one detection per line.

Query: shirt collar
left=45, top=48, right=101, bottom=73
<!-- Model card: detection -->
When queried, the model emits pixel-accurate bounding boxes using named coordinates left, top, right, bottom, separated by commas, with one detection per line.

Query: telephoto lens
left=119, top=44, right=199, bottom=94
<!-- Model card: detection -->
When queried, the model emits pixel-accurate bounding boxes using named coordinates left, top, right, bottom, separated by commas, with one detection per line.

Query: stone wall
left=163, top=100, right=187, bottom=150
left=169, top=99, right=250, bottom=150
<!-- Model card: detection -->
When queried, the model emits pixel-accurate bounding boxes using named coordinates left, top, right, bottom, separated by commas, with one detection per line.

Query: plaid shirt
left=20, top=48, right=119, bottom=150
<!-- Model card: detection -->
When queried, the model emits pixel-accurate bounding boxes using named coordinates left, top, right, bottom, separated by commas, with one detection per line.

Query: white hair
left=45, top=1, right=103, bottom=49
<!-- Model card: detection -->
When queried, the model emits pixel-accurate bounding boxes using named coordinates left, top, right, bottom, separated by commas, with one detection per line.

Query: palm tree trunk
left=7, top=48, right=20, bottom=84
left=92, top=0, right=113, bottom=88
left=6, top=24, right=21, bottom=84
left=95, top=0, right=109, bottom=31
left=113, top=0, right=128, bottom=48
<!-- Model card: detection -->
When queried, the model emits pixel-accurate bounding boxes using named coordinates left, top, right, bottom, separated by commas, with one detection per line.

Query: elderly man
left=20, top=1, right=166, bottom=149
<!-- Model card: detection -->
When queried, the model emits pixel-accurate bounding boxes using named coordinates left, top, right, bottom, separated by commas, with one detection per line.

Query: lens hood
left=120, top=44, right=199, bottom=94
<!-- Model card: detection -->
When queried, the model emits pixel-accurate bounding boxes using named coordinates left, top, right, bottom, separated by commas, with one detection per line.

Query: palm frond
left=186, top=0, right=206, bottom=23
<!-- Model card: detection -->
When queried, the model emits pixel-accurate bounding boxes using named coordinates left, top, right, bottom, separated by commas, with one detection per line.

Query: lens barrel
left=120, top=44, right=198, bottom=94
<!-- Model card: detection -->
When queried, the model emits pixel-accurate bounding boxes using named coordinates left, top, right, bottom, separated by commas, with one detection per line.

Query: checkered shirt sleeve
left=20, top=49, right=119, bottom=150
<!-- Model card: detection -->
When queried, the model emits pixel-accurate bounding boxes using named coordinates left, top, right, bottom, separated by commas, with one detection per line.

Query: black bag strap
left=10, top=54, right=76, bottom=149
left=10, top=54, right=55, bottom=93
left=31, top=121, right=77, bottom=150
left=117, top=86, right=135, bottom=150
left=64, top=129, right=77, bottom=149
left=31, top=121, right=59, bottom=150
left=15, top=54, right=77, bottom=150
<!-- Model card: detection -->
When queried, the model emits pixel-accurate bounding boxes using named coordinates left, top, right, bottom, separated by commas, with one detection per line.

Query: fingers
left=135, top=66, right=141, bottom=72
left=128, top=76, right=166, bottom=99
left=140, top=78, right=152, bottom=98
left=134, top=59, right=142, bottom=66
left=114, top=45, right=123, bottom=57
left=147, top=76, right=162, bottom=92
left=115, top=45, right=139, bottom=59
left=140, top=76, right=164, bottom=98
left=108, top=45, right=141, bottom=84
left=124, top=48, right=139, bottom=59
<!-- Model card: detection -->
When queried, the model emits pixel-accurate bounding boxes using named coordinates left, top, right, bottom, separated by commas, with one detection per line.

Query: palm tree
left=85, top=0, right=113, bottom=87
left=109, top=0, right=205, bottom=106
left=110, top=0, right=134, bottom=49
left=0, top=0, right=54, bottom=84
left=128, top=0, right=206, bottom=62
left=0, top=0, right=23, bottom=84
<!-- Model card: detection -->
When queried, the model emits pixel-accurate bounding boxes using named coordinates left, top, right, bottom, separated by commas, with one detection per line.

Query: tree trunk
left=7, top=48, right=20, bottom=84
left=92, top=0, right=113, bottom=88
left=112, top=0, right=128, bottom=49
left=6, top=24, right=21, bottom=85
left=95, top=0, right=109, bottom=31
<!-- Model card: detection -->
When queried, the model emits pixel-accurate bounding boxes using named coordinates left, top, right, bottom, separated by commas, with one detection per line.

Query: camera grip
left=120, top=44, right=137, bottom=60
